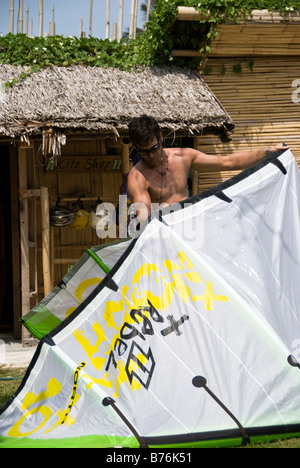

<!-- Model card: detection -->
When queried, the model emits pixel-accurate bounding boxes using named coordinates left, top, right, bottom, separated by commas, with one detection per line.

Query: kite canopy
left=1, top=149, right=300, bottom=448
left=20, top=239, right=131, bottom=341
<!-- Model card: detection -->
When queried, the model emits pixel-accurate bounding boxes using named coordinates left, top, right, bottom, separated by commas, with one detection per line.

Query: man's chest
left=147, top=167, right=188, bottom=203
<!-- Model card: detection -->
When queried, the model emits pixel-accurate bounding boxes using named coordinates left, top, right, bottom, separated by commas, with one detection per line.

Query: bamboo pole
left=112, top=22, right=117, bottom=41
left=50, top=226, right=55, bottom=290
left=26, top=4, right=29, bottom=35
left=18, top=0, right=23, bottom=33
left=105, top=0, right=110, bottom=39
left=9, top=0, right=14, bottom=34
left=133, top=0, right=138, bottom=39
left=52, top=4, right=55, bottom=35
left=79, top=16, right=83, bottom=37
left=89, top=0, right=93, bottom=36
left=38, top=0, right=43, bottom=37
left=40, top=187, right=51, bottom=297
left=121, top=142, right=130, bottom=174
left=129, top=0, right=135, bottom=38
left=146, top=0, right=151, bottom=23
left=49, top=4, right=55, bottom=36
left=117, top=0, right=124, bottom=42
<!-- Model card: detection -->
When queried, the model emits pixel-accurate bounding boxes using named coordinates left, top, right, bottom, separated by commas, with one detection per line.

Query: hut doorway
left=0, top=145, right=14, bottom=332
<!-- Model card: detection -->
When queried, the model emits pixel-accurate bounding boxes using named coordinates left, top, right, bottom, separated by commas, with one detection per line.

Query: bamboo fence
left=210, top=24, right=300, bottom=56
left=197, top=55, right=300, bottom=192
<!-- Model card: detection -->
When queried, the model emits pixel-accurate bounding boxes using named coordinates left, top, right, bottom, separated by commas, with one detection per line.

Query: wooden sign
left=51, top=155, right=122, bottom=172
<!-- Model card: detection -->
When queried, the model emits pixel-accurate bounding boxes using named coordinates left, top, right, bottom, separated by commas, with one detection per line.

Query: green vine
left=0, top=0, right=300, bottom=87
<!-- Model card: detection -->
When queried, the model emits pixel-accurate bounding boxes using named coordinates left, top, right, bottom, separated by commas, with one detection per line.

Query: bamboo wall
left=209, top=23, right=300, bottom=57
left=196, top=23, right=300, bottom=192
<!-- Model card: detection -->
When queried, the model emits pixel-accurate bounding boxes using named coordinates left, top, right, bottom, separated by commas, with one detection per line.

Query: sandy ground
left=0, top=334, right=37, bottom=369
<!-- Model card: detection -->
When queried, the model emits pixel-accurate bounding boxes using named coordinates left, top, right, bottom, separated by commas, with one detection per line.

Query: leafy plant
left=1, top=0, right=300, bottom=87
left=0, top=34, right=140, bottom=87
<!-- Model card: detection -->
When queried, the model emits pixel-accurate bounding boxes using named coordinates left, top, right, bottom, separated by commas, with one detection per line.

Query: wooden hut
left=174, top=7, right=300, bottom=191
left=0, top=64, right=233, bottom=342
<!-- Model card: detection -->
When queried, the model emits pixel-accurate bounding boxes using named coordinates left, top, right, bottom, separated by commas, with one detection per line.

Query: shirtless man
left=127, top=115, right=287, bottom=224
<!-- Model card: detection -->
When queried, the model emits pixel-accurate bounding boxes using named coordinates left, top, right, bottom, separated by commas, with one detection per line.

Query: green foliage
left=138, top=0, right=300, bottom=68
left=233, top=62, right=243, bottom=74
left=0, top=0, right=300, bottom=86
left=0, top=34, right=140, bottom=87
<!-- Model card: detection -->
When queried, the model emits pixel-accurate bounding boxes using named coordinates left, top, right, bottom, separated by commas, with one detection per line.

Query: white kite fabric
left=1, top=149, right=300, bottom=448
left=19, top=239, right=132, bottom=340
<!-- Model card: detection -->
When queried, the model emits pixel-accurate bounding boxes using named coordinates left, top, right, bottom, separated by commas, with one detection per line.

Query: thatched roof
left=0, top=65, right=234, bottom=141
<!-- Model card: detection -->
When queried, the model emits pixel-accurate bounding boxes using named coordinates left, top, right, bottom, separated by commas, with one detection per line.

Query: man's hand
left=267, top=143, right=289, bottom=153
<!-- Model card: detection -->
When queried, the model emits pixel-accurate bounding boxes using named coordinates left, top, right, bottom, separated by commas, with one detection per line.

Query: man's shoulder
left=129, top=163, right=144, bottom=179
left=128, top=164, right=148, bottom=188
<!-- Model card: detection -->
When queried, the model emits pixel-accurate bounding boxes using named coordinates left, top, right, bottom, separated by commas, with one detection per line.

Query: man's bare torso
left=132, top=148, right=190, bottom=206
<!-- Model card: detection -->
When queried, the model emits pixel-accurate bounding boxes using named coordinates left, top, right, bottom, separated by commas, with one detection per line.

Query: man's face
left=135, top=136, right=163, bottom=167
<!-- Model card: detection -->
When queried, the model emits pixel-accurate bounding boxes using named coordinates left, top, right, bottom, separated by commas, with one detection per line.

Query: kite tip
left=102, top=397, right=116, bottom=406
left=192, top=376, right=207, bottom=388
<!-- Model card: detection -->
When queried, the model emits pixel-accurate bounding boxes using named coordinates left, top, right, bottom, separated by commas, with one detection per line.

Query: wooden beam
left=50, top=226, right=55, bottom=290
left=10, top=145, right=21, bottom=339
left=19, top=189, right=41, bottom=198
left=177, top=6, right=210, bottom=21
left=40, top=187, right=51, bottom=297
left=121, top=142, right=130, bottom=174
left=172, top=49, right=200, bottom=57
left=18, top=146, right=31, bottom=344
left=53, top=258, right=79, bottom=265
left=177, top=7, right=300, bottom=23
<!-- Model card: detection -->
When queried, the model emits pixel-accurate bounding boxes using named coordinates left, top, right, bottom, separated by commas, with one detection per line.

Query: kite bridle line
left=102, top=397, right=149, bottom=448
left=192, top=375, right=250, bottom=446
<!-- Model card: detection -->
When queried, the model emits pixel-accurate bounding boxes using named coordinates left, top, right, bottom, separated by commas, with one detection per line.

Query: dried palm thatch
left=0, top=65, right=234, bottom=144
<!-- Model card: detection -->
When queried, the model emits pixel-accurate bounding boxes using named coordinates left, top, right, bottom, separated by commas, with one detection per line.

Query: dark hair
left=128, top=115, right=161, bottom=147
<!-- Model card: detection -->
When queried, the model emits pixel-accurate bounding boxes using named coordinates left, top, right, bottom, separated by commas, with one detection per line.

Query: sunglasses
left=135, top=140, right=162, bottom=156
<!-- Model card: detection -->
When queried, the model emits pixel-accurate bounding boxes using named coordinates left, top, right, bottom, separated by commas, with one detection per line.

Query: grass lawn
left=0, top=366, right=26, bottom=409
left=1, top=366, right=300, bottom=448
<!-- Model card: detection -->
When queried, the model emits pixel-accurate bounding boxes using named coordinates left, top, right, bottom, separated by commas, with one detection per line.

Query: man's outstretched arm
left=189, top=143, right=289, bottom=172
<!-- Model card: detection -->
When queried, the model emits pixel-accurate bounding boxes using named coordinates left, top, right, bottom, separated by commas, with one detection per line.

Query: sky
left=0, top=0, right=145, bottom=39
